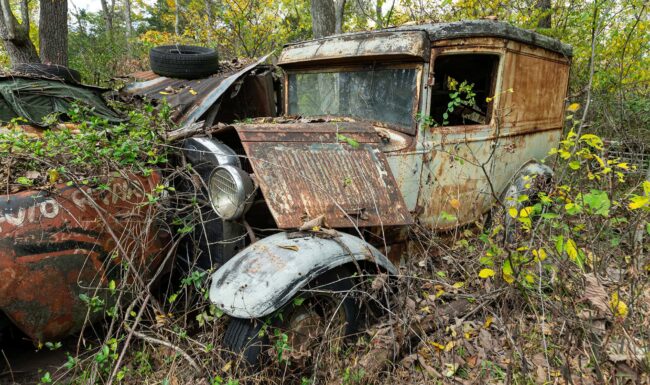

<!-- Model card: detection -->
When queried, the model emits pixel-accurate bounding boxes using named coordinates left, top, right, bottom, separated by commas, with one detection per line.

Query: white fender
left=209, top=231, right=396, bottom=319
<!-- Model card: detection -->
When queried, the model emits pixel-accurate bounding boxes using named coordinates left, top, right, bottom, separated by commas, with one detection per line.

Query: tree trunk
left=536, top=0, right=552, bottom=28
left=0, top=0, right=40, bottom=66
left=100, top=0, right=114, bottom=36
left=311, top=0, right=335, bottom=38
left=124, top=0, right=132, bottom=55
left=334, top=0, right=345, bottom=34
left=204, top=0, right=214, bottom=43
left=39, top=0, right=68, bottom=66
left=174, top=0, right=180, bottom=36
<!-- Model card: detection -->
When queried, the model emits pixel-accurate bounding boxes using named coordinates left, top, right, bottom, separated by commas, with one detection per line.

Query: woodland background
left=0, top=0, right=648, bottom=144
left=0, top=1, right=649, bottom=384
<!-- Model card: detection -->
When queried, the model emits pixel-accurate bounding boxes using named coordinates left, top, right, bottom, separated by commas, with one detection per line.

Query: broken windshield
left=287, top=66, right=419, bottom=130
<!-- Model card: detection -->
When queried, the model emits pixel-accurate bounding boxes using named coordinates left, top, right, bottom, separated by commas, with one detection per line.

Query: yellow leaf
left=435, top=289, right=445, bottom=298
left=189, top=89, right=198, bottom=95
left=155, top=313, right=168, bottom=326
left=609, top=292, right=628, bottom=318
left=429, top=341, right=445, bottom=350
left=483, top=315, right=493, bottom=328
left=479, top=268, right=495, bottom=279
left=444, top=363, right=459, bottom=377
left=629, top=196, right=649, bottom=210
left=533, top=248, right=547, bottom=261
left=48, top=169, right=59, bottom=184
left=502, top=260, right=515, bottom=284
left=159, top=91, right=170, bottom=95
left=617, top=162, right=629, bottom=170
left=524, top=274, right=535, bottom=283
left=565, top=239, right=578, bottom=261
left=450, top=198, right=461, bottom=210
left=519, top=206, right=534, bottom=218
left=444, top=341, right=455, bottom=351
left=452, top=281, right=465, bottom=289
left=508, top=207, right=518, bottom=218
left=222, top=361, right=232, bottom=372
left=567, top=102, right=581, bottom=112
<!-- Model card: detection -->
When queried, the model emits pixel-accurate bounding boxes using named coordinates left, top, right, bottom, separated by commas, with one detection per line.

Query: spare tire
left=14, top=63, right=81, bottom=83
left=149, top=45, right=219, bottom=79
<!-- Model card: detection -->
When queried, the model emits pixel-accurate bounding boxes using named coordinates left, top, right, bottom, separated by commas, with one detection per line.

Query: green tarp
left=0, top=77, right=123, bottom=126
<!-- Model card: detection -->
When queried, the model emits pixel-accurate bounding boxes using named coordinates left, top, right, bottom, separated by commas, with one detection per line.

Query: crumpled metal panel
left=236, top=121, right=413, bottom=229
left=0, top=174, right=166, bottom=342
left=121, top=56, right=270, bottom=126
left=210, top=231, right=397, bottom=318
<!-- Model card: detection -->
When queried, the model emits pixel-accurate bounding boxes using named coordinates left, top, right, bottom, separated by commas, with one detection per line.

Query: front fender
left=209, top=232, right=397, bottom=319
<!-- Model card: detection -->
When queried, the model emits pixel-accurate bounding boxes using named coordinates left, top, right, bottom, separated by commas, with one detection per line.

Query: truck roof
left=395, top=20, right=572, bottom=57
left=279, top=20, right=572, bottom=66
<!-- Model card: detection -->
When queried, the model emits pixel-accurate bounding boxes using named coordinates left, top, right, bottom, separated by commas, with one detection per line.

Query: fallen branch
left=326, top=292, right=499, bottom=384
left=124, top=322, right=201, bottom=372
left=165, top=121, right=205, bottom=142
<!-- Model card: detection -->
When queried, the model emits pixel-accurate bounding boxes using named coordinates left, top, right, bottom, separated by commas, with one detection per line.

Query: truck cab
left=202, top=20, right=571, bottom=363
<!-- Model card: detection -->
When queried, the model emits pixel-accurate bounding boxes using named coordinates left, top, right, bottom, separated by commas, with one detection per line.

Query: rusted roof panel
left=236, top=121, right=413, bottom=229
left=400, top=20, right=573, bottom=57
left=278, top=30, right=429, bottom=66
left=280, top=20, right=572, bottom=65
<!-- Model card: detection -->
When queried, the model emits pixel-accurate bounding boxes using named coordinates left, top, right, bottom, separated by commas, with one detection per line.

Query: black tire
left=223, top=268, right=360, bottom=367
left=149, top=45, right=219, bottom=79
left=14, top=63, right=81, bottom=83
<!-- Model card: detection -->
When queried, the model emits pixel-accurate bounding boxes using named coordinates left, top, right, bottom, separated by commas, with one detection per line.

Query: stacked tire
left=149, top=45, right=219, bottom=79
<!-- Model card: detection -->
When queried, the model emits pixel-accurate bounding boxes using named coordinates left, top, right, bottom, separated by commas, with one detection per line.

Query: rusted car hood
left=233, top=120, right=413, bottom=228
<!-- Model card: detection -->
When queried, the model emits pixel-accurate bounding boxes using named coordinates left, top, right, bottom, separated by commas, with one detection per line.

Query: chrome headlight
left=208, top=165, right=254, bottom=220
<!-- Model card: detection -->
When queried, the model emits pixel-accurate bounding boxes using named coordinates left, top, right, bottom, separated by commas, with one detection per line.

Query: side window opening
left=430, top=54, right=499, bottom=126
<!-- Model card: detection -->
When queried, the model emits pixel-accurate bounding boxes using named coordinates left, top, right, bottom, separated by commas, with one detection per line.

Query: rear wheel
left=489, top=163, right=554, bottom=243
left=222, top=268, right=360, bottom=367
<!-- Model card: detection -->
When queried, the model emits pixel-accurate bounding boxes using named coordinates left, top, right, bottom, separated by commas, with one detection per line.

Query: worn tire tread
left=223, top=317, right=265, bottom=366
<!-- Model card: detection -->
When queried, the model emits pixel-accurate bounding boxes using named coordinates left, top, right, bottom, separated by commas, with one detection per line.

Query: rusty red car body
left=0, top=173, right=166, bottom=342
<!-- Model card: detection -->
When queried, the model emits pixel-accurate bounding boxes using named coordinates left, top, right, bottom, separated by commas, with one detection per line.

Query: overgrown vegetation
left=3, top=101, right=645, bottom=384
left=0, top=102, right=171, bottom=194
left=0, top=1, right=648, bottom=384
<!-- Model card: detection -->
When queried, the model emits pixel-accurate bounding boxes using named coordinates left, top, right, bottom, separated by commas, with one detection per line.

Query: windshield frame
left=283, top=62, right=423, bottom=135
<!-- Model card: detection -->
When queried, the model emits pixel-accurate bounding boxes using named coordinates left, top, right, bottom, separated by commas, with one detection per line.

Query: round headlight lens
left=208, top=165, right=254, bottom=220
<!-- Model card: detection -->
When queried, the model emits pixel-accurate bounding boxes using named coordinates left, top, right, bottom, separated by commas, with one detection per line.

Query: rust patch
left=235, top=121, right=413, bottom=229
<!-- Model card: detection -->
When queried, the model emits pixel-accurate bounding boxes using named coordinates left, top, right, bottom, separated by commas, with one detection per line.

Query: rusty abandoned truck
left=0, top=20, right=572, bottom=363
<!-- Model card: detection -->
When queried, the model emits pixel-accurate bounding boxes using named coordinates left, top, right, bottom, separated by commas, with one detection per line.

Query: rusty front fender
left=208, top=232, right=397, bottom=319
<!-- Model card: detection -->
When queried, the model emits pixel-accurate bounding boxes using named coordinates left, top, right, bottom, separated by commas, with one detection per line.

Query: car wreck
left=0, top=19, right=572, bottom=363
